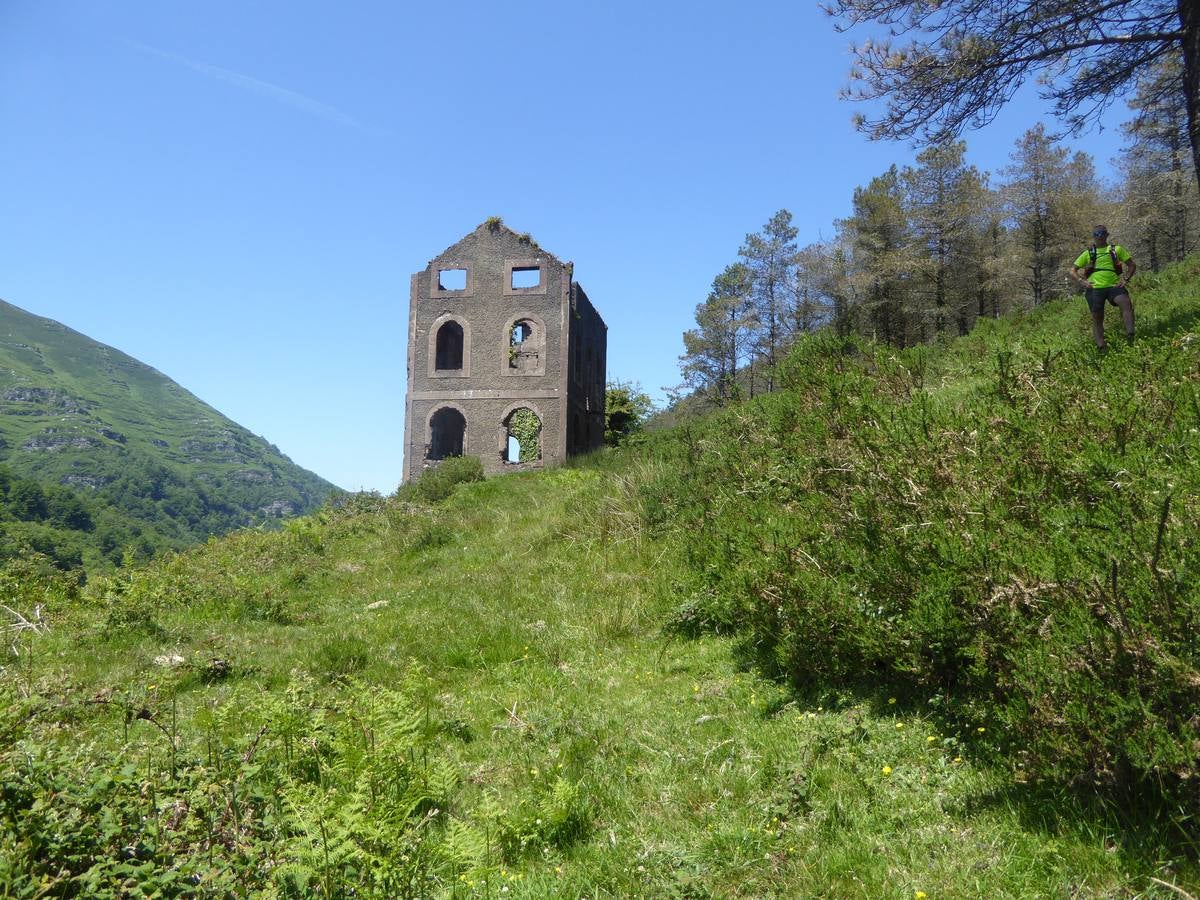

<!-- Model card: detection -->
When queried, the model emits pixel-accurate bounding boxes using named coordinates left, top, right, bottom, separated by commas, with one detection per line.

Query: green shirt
left=1074, top=244, right=1131, bottom=288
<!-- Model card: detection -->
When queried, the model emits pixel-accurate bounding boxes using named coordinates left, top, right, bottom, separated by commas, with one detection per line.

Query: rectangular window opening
left=511, top=266, right=541, bottom=290
left=437, top=268, right=467, bottom=291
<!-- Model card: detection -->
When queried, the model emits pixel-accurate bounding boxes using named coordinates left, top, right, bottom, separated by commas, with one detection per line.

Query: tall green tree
left=901, top=142, right=989, bottom=336
left=1000, top=126, right=1103, bottom=306
left=679, top=263, right=755, bottom=405
left=740, top=210, right=798, bottom=392
left=1119, top=56, right=1198, bottom=268
left=793, top=241, right=840, bottom=336
left=829, top=0, right=1200, bottom=192
left=9, top=480, right=48, bottom=521
left=837, top=166, right=912, bottom=345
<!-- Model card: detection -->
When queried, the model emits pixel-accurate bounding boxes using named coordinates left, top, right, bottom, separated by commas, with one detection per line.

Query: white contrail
left=126, top=39, right=362, bottom=129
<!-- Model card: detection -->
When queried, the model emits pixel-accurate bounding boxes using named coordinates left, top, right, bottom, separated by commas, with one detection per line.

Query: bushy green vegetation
left=603, top=380, right=654, bottom=446
left=0, top=464, right=188, bottom=571
left=397, top=455, right=485, bottom=504
left=654, top=258, right=1200, bottom=809
left=2, top=262, right=1198, bottom=896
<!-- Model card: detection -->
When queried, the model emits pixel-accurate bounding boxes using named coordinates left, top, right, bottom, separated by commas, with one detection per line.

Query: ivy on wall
left=508, top=408, right=541, bottom=462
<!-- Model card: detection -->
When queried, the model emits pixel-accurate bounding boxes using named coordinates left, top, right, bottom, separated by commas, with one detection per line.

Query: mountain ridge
left=0, top=297, right=339, bottom=557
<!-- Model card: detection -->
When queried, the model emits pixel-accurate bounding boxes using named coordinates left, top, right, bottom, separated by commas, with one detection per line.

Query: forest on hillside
left=679, top=58, right=1198, bottom=406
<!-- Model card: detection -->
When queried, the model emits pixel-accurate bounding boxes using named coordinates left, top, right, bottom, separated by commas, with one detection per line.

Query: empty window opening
left=435, top=320, right=464, bottom=370
left=428, top=407, right=466, bottom=460
left=437, top=268, right=467, bottom=291
left=508, top=319, right=541, bottom=372
left=511, top=266, right=541, bottom=290
left=504, top=408, right=541, bottom=464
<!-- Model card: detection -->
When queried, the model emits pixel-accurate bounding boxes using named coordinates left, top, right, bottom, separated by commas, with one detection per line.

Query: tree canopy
left=604, top=381, right=655, bottom=446
left=828, top=0, right=1200, bottom=187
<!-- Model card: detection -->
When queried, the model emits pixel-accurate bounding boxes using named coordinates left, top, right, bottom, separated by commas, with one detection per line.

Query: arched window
left=435, top=321, right=464, bottom=371
left=508, top=319, right=541, bottom=373
left=503, top=407, right=541, bottom=464
left=428, top=407, right=466, bottom=459
left=500, top=315, right=545, bottom=377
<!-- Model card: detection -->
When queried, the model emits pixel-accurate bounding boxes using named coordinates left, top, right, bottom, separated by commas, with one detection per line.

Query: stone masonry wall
left=403, top=222, right=606, bottom=482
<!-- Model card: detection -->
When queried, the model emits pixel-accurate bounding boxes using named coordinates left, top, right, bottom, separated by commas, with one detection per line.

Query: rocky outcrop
left=259, top=499, right=297, bottom=518
left=181, top=430, right=254, bottom=464
left=61, top=473, right=110, bottom=490
left=3, top=387, right=90, bottom=414
left=98, top=428, right=126, bottom=444
left=23, top=431, right=101, bottom=452
left=233, top=469, right=274, bottom=484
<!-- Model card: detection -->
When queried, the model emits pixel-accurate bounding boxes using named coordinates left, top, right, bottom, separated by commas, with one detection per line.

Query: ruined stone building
left=402, top=221, right=607, bottom=481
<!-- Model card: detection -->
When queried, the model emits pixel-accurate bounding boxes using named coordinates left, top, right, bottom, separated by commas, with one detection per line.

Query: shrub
left=648, top=283, right=1200, bottom=815
left=406, top=456, right=484, bottom=503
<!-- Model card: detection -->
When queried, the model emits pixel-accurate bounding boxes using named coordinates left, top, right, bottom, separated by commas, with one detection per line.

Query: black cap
left=1093, top=226, right=1109, bottom=238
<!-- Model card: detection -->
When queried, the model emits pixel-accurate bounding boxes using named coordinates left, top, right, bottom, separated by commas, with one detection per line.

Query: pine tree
left=837, top=167, right=911, bottom=345
left=679, top=264, right=755, bottom=406
left=1119, top=56, right=1198, bottom=268
left=793, top=242, right=839, bottom=336
left=828, top=0, right=1200, bottom=191
left=740, top=211, right=799, bottom=392
left=1000, top=125, right=1103, bottom=307
left=901, top=142, right=988, bottom=337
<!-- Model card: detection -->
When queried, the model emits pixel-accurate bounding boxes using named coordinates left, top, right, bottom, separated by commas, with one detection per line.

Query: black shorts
left=1085, top=285, right=1129, bottom=313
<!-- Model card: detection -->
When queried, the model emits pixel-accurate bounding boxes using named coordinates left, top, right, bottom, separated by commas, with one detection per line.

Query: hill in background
left=0, top=299, right=338, bottom=567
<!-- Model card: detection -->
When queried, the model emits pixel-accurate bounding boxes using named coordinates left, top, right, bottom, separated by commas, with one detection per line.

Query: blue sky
left=0, top=1, right=1128, bottom=492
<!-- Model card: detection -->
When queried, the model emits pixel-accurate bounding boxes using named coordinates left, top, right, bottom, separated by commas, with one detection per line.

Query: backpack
left=1084, top=244, right=1123, bottom=277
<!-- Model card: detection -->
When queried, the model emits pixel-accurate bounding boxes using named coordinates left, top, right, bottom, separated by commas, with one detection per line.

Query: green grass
left=3, top=262, right=1200, bottom=896
left=3, top=471, right=1193, bottom=896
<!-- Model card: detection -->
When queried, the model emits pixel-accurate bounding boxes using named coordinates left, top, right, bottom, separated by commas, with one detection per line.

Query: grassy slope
left=10, top=473, right=1161, bottom=897
left=4, top=268, right=1199, bottom=896
left=0, top=299, right=337, bottom=534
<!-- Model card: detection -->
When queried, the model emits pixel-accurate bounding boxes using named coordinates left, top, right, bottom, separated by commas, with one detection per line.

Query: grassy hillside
left=0, top=299, right=338, bottom=565
left=2, top=264, right=1198, bottom=897
left=648, top=260, right=1200, bottom=799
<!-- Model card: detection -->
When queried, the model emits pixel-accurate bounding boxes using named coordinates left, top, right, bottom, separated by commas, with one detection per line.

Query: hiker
left=1070, top=226, right=1136, bottom=349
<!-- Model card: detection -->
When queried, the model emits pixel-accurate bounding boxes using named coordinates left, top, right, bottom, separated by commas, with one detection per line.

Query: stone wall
left=403, top=222, right=607, bottom=481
